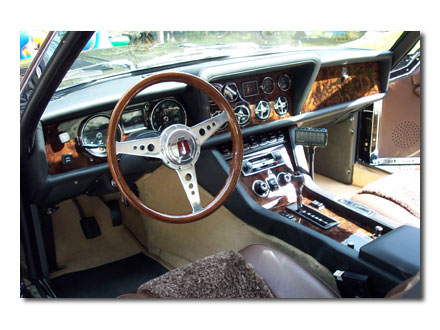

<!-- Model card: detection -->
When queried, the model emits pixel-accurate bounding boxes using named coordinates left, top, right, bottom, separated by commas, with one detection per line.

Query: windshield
left=37, top=31, right=402, bottom=91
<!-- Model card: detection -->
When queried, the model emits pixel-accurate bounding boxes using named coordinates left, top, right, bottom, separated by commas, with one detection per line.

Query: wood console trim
left=281, top=197, right=375, bottom=244
left=237, top=145, right=298, bottom=210
left=302, top=62, right=380, bottom=113
left=235, top=144, right=375, bottom=244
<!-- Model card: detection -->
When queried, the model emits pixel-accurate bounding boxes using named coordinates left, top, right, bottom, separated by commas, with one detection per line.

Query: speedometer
left=150, top=99, right=187, bottom=132
left=80, top=115, right=121, bottom=157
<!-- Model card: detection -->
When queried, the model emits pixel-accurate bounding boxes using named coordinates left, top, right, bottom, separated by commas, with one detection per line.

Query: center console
left=218, top=128, right=381, bottom=252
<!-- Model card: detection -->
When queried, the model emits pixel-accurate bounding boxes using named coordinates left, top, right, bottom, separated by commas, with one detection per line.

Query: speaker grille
left=391, top=121, right=420, bottom=149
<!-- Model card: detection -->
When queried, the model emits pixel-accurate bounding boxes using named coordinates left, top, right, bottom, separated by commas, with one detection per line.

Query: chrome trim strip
left=372, top=157, right=420, bottom=165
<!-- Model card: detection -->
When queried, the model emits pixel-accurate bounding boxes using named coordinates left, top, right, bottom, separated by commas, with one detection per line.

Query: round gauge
left=261, top=77, right=275, bottom=94
left=211, top=109, right=228, bottom=131
left=233, top=104, right=251, bottom=126
left=80, top=115, right=121, bottom=158
left=150, top=99, right=187, bottom=132
left=273, top=96, right=289, bottom=116
left=254, top=100, right=271, bottom=120
left=278, top=74, right=291, bottom=91
left=222, top=82, right=239, bottom=102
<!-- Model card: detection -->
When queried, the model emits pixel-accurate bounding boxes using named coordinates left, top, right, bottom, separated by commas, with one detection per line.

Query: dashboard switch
left=266, top=177, right=279, bottom=191
left=62, top=154, right=74, bottom=165
left=58, top=132, right=70, bottom=144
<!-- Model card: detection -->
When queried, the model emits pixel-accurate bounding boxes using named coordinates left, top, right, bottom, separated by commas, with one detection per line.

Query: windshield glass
left=50, top=31, right=403, bottom=91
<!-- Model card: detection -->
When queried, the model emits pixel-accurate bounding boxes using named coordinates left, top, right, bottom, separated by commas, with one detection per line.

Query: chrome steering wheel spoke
left=115, top=136, right=162, bottom=159
left=190, top=111, right=228, bottom=146
left=175, top=165, right=203, bottom=213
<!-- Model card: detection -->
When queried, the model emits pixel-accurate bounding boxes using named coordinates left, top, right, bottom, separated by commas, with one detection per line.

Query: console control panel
left=218, top=129, right=286, bottom=159
left=242, top=150, right=284, bottom=176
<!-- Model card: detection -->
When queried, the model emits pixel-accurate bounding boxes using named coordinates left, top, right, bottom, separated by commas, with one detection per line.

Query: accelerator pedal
left=98, top=197, right=122, bottom=226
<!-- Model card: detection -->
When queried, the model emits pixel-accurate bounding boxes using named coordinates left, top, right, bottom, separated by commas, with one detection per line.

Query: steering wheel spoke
left=175, top=166, right=203, bottom=213
left=107, top=72, right=242, bottom=223
left=190, top=111, right=228, bottom=145
left=115, top=136, right=162, bottom=160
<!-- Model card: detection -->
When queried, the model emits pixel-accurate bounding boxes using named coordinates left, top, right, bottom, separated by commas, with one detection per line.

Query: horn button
left=162, top=125, right=200, bottom=169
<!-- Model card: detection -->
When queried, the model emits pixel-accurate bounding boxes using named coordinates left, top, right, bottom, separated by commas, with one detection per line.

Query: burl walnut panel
left=238, top=146, right=299, bottom=210
left=302, top=62, right=380, bottom=113
left=284, top=197, right=375, bottom=243
left=210, top=70, right=293, bottom=133
left=44, top=124, right=108, bottom=175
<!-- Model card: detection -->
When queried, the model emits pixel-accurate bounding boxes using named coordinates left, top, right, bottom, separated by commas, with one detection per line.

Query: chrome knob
left=252, top=180, right=270, bottom=197
left=277, top=172, right=292, bottom=185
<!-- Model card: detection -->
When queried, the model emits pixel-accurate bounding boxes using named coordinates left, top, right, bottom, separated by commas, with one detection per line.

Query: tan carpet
left=134, top=165, right=339, bottom=292
left=50, top=195, right=142, bottom=278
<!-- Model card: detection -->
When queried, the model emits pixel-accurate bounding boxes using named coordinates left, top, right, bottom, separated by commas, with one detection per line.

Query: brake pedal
left=72, top=198, right=101, bottom=239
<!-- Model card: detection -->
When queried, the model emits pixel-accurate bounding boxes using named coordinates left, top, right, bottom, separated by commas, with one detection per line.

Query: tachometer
left=79, top=115, right=122, bottom=157
left=150, top=99, right=187, bottom=132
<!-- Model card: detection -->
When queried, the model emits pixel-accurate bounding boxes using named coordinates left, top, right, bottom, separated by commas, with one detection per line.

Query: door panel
left=377, top=60, right=420, bottom=159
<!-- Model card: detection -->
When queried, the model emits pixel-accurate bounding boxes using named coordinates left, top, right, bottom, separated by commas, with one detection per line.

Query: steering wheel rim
left=107, top=72, right=243, bottom=223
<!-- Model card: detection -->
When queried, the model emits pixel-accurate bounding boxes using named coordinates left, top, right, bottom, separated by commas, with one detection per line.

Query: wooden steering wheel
left=107, top=72, right=243, bottom=223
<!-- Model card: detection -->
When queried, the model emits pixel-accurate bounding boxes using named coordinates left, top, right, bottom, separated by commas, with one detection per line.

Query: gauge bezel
left=261, top=77, right=275, bottom=95
left=233, top=104, right=251, bottom=126
left=254, top=100, right=272, bottom=120
left=150, top=98, right=188, bottom=132
left=273, top=95, right=289, bottom=116
left=242, top=80, right=259, bottom=97
left=79, top=114, right=122, bottom=158
left=222, top=82, right=239, bottom=102
left=277, top=74, right=291, bottom=91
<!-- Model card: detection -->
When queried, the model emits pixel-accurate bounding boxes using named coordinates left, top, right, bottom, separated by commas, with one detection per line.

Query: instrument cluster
left=78, top=97, right=187, bottom=158
left=210, top=71, right=293, bottom=131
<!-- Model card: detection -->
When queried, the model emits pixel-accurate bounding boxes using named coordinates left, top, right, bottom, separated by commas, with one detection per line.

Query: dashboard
left=44, top=96, right=190, bottom=174
left=35, top=48, right=392, bottom=206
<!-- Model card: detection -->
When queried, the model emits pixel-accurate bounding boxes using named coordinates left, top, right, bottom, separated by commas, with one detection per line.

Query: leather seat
left=239, top=244, right=339, bottom=298
left=119, top=243, right=419, bottom=299
left=351, top=168, right=420, bottom=228
left=120, top=244, right=339, bottom=298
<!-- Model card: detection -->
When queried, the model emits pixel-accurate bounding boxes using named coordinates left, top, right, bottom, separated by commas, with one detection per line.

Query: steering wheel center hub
left=162, top=124, right=200, bottom=169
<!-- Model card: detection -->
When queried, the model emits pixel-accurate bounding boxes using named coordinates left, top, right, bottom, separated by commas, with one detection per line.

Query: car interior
left=20, top=31, right=421, bottom=299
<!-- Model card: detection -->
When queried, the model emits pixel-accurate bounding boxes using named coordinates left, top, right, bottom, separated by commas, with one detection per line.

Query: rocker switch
left=266, top=177, right=279, bottom=191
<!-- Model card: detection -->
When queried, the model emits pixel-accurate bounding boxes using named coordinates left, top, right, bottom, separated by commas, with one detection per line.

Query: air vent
left=391, top=121, right=420, bottom=149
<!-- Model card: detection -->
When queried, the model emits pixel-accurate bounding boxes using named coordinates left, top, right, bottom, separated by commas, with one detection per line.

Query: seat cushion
left=239, top=244, right=339, bottom=298
left=351, top=193, right=419, bottom=227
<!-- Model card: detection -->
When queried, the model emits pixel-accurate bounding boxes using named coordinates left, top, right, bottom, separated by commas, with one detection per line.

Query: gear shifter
left=292, top=171, right=305, bottom=211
